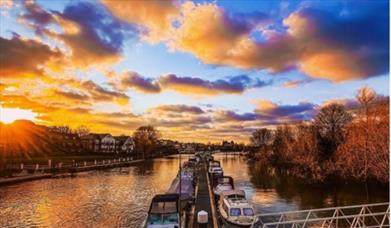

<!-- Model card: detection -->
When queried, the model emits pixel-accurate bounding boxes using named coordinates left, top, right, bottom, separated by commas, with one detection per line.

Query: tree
left=250, top=128, right=272, bottom=152
left=336, top=96, right=389, bottom=183
left=356, top=86, right=376, bottom=181
left=75, top=125, right=90, bottom=137
left=133, top=126, right=160, bottom=159
left=314, top=103, right=352, bottom=160
left=272, top=124, right=294, bottom=163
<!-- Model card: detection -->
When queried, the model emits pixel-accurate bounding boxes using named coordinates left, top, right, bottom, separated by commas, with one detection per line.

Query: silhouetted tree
left=314, top=103, right=352, bottom=161
left=133, top=126, right=160, bottom=159
left=75, top=125, right=90, bottom=137
left=251, top=128, right=272, bottom=154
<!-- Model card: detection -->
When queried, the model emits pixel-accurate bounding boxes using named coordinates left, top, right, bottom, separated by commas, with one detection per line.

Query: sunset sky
left=0, top=0, right=389, bottom=143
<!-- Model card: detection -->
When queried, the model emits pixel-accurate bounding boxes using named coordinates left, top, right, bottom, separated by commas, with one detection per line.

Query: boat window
left=163, top=213, right=179, bottom=224
left=243, top=208, right=254, bottom=216
left=150, top=202, right=177, bottom=214
left=147, top=214, right=161, bottom=225
left=230, top=208, right=241, bottom=216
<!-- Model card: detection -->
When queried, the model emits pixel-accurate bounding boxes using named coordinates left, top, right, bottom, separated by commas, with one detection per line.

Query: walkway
left=193, top=161, right=218, bottom=228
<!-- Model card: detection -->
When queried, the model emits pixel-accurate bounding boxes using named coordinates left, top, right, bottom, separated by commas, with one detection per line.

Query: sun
left=0, top=107, right=38, bottom=124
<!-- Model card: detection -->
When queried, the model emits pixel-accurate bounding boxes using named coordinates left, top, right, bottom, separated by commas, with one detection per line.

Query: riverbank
left=0, top=158, right=144, bottom=187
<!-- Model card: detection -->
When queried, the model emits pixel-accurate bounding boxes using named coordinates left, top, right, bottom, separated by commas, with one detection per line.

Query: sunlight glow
left=0, top=107, right=37, bottom=124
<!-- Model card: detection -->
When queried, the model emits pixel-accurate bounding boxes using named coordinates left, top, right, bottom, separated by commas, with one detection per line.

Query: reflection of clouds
left=214, top=153, right=300, bottom=215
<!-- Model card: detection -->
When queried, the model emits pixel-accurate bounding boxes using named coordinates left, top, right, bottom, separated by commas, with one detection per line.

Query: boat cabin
left=144, top=194, right=180, bottom=228
left=218, top=190, right=255, bottom=227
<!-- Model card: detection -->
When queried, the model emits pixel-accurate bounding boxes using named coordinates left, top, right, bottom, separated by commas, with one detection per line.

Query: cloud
left=107, top=71, right=161, bottom=93
left=78, top=80, right=129, bottom=105
left=101, top=0, right=179, bottom=43
left=255, top=100, right=316, bottom=122
left=285, top=7, right=389, bottom=81
left=322, top=98, right=360, bottom=110
left=150, top=105, right=205, bottom=115
left=107, top=71, right=270, bottom=95
left=159, top=74, right=245, bottom=95
left=214, top=110, right=259, bottom=122
left=169, top=2, right=268, bottom=68
left=283, top=79, right=313, bottom=88
left=21, top=1, right=133, bottom=68
left=159, top=74, right=270, bottom=95
left=53, top=89, right=89, bottom=101
left=167, top=2, right=388, bottom=82
left=0, top=35, right=63, bottom=78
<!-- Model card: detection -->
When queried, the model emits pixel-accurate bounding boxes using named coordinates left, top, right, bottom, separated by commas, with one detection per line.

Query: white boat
left=218, top=190, right=256, bottom=227
left=208, top=160, right=221, bottom=172
left=213, top=176, right=234, bottom=199
left=209, top=166, right=224, bottom=181
left=144, top=194, right=181, bottom=228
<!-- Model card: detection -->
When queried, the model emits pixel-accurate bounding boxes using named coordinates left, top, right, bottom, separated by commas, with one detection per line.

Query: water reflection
left=0, top=154, right=388, bottom=227
left=216, top=153, right=389, bottom=215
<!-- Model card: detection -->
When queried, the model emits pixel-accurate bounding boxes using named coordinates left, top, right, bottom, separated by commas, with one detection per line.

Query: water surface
left=0, top=154, right=388, bottom=227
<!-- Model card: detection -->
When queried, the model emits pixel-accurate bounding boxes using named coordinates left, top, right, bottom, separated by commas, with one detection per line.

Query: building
left=114, top=136, right=135, bottom=154
left=100, top=134, right=116, bottom=153
left=81, top=133, right=116, bottom=153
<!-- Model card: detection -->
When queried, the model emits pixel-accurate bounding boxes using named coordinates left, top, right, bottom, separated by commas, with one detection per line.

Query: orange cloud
left=0, top=35, right=64, bottom=79
left=20, top=1, right=127, bottom=68
left=166, top=3, right=388, bottom=82
left=101, top=0, right=178, bottom=43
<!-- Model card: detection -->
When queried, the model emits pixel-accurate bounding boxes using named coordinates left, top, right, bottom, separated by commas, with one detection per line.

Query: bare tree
left=356, top=86, right=376, bottom=180
left=133, top=126, right=160, bottom=159
left=314, top=103, right=352, bottom=160
left=75, top=125, right=90, bottom=137
left=250, top=128, right=272, bottom=153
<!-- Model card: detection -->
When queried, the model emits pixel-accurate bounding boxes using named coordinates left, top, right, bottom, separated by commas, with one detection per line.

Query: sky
left=0, top=0, right=389, bottom=143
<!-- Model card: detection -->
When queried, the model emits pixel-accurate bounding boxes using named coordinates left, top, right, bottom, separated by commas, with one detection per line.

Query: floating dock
left=193, top=160, right=219, bottom=228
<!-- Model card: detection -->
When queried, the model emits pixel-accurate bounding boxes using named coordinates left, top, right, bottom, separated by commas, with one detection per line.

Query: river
left=0, top=154, right=388, bottom=227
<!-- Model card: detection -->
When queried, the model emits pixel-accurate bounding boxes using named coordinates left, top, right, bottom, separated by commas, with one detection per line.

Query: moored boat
left=143, top=194, right=181, bottom=228
left=218, top=190, right=256, bottom=227
left=167, top=170, right=195, bottom=209
left=213, top=176, right=234, bottom=200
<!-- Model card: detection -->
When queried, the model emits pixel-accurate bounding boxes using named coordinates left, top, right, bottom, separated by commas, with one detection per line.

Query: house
left=100, top=134, right=116, bottom=153
left=114, top=136, right=135, bottom=154
left=81, top=133, right=116, bottom=153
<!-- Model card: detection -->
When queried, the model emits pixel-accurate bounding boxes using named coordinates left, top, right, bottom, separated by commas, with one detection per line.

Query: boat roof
left=149, top=194, right=179, bottom=214
left=225, top=198, right=253, bottom=208
left=151, top=193, right=179, bottom=202
left=209, top=160, right=221, bottom=165
left=220, top=189, right=246, bottom=197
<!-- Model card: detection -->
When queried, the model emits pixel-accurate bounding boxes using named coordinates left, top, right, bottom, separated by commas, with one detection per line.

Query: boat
left=218, top=190, right=256, bottom=227
left=143, top=193, right=181, bottom=228
left=208, top=160, right=221, bottom=173
left=209, top=166, right=223, bottom=180
left=212, top=176, right=234, bottom=200
left=167, top=170, right=195, bottom=208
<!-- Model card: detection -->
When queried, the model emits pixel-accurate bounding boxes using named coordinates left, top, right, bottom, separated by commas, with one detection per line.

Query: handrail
left=256, top=202, right=389, bottom=217
left=252, top=202, right=390, bottom=228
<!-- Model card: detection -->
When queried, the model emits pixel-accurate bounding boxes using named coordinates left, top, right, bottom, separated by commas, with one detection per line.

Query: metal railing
left=251, top=202, right=389, bottom=228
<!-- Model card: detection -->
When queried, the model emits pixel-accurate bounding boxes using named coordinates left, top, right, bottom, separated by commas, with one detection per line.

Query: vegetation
left=133, top=125, right=160, bottom=159
left=250, top=86, right=389, bottom=183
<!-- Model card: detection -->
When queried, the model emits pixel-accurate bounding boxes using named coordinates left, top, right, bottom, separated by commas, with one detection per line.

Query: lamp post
left=179, top=150, right=182, bottom=227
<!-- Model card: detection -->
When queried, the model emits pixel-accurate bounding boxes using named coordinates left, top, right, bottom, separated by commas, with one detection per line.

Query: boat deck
left=193, top=161, right=219, bottom=228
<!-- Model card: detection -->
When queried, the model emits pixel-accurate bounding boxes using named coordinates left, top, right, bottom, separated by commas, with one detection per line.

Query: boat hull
left=220, top=217, right=252, bottom=228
